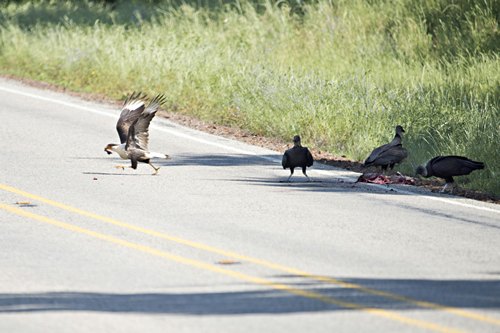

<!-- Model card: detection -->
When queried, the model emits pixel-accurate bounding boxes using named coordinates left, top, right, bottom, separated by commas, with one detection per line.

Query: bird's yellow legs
left=149, top=163, right=160, bottom=175
left=114, top=164, right=160, bottom=175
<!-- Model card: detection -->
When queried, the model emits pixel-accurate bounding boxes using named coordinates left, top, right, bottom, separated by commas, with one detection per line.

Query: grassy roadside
left=1, top=0, right=498, bottom=195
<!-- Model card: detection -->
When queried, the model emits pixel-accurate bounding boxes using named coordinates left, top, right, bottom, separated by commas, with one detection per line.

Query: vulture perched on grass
left=364, top=125, right=408, bottom=172
left=282, top=135, right=314, bottom=181
left=104, top=92, right=169, bottom=175
left=416, top=155, right=485, bottom=192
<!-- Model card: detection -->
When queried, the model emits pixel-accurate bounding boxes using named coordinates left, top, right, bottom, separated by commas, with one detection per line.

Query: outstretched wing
left=116, top=92, right=147, bottom=144
left=126, top=94, right=166, bottom=151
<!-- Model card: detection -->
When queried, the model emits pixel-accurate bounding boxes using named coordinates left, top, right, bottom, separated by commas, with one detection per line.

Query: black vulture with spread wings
left=104, top=92, right=168, bottom=174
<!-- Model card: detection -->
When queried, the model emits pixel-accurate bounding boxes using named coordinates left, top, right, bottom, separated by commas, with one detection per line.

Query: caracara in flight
left=104, top=92, right=168, bottom=175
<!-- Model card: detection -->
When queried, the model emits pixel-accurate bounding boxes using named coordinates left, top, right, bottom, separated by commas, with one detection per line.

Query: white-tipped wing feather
left=126, top=94, right=167, bottom=151
left=116, top=92, right=148, bottom=144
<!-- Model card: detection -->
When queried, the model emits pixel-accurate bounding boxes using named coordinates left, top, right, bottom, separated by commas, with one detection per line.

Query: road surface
left=1, top=78, right=499, bottom=332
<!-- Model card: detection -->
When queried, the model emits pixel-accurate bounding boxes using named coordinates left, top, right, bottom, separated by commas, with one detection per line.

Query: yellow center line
left=1, top=183, right=499, bottom=327
left=0, top=203, right=465, bottom=333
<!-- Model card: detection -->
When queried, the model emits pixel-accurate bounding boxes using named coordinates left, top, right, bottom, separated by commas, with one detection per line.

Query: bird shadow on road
left=229, top=176, right=403, bottom=195
left=79, top=154, right=279, bottom=175
left=165, top=153, right=280, bottom=167
left=70, top=157, right=116, bottom=160
left=230, top=177, right=500, bottom=228
left=82, top=172, right=154, bottom=177
left=0, top=278, right=498, bottom=315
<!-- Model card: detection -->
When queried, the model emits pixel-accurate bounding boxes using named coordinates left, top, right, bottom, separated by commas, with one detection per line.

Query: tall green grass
left=1, top=0, right=498, bottom=195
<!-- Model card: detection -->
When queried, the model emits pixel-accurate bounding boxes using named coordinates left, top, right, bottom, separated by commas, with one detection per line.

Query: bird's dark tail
left=470, top=160, right=485, bottom=170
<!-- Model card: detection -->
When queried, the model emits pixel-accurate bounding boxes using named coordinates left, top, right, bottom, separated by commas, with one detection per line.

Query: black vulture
left=104, top=93, right=169, bottom=174
left=416, top=155, right=485, bottom=192
left=282, top=135, right=314, bottom=181
left=364, top=125, right=408, bottom=172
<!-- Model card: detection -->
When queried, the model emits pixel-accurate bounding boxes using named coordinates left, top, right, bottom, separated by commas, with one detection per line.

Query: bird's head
left=104, top=143, right=118, bottom=155
left=395, top=125, right=405, bottom=135
left=415, top=165, right=427, bottom=177
left=292, top=135, right=301, bottom=146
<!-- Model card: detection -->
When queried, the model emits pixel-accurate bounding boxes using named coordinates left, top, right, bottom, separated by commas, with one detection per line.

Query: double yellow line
left=1, top=183, right=498, bottom=332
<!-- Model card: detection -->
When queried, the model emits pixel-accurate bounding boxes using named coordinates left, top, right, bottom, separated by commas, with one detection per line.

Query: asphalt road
left=1, top=77, right=499, bottom=333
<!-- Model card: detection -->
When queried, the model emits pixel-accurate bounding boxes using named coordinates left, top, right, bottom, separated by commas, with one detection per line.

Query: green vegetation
left=1, top=0, right=498, bottom=195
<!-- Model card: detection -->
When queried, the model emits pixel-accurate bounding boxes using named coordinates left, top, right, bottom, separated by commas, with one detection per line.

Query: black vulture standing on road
left=364, top=125, right=408, bottom=172
left=416, top=155, right=485, bottom=192
left=104, top=93, right=169, bottom=174
left=282, top=135, right=314, bottom=181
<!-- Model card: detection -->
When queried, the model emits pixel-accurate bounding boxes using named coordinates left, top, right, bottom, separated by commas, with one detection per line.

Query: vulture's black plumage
left=364, top=125, right=408, bottom=171
left=282, top=135, right=314, bottom=181
left=416, top=155, right=485, bottom=191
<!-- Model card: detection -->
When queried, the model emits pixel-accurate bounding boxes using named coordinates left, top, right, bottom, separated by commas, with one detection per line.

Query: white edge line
left=0, top=86, right=262, bottom=156
left=1, top=84, right=499, bottom=215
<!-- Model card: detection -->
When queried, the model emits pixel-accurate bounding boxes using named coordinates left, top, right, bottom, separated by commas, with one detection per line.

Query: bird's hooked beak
left=104, top=144, right=114, bottom=155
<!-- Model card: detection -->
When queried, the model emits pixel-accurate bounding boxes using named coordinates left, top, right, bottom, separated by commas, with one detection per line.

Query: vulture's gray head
left=415, top=165, right=427, bottom=177
left=293, top=135, right=301, bottom=146
left=395, top=125, right=405, bottom=135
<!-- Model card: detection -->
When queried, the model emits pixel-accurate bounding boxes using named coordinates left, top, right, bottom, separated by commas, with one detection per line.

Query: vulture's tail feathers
left=468, top=160, right=485, bottom=170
